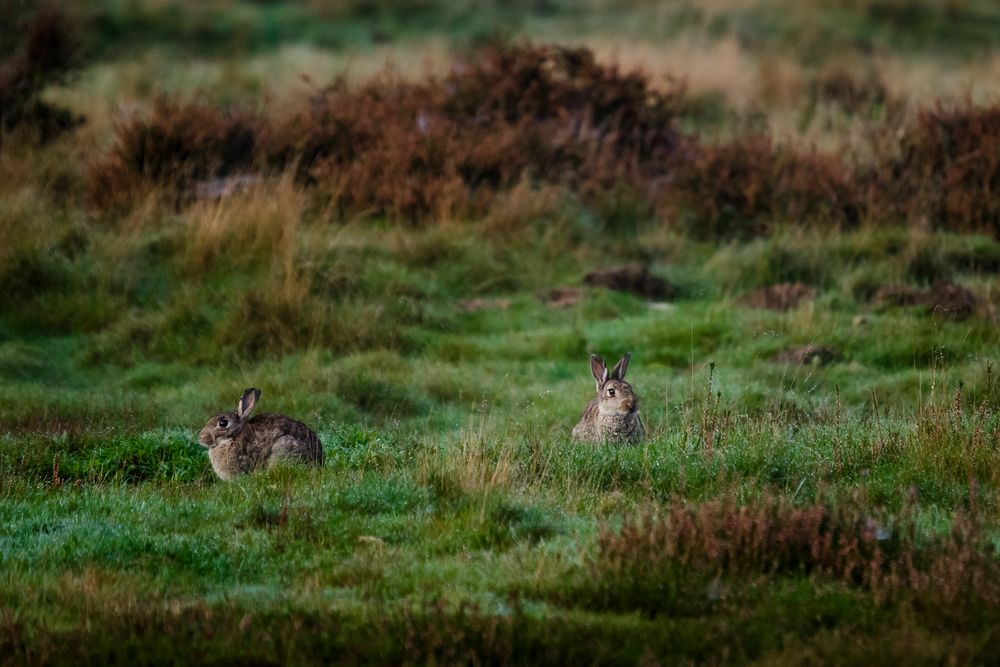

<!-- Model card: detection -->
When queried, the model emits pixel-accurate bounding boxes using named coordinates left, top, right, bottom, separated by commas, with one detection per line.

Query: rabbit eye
left=218, top=418, right=229, bottom=428
left=607, top=388, right=615, bottom=397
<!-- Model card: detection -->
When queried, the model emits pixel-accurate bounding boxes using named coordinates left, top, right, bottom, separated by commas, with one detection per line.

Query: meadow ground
left=1, top=1, right=1000, bottom=664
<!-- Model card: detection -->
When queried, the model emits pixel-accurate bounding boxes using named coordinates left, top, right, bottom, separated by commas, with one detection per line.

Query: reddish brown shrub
left=664, top=136, right=862, bottom=238
left=88, top=101, right=261, bottom=210
left=439, top=43, right=685, bottom=168
left=594, top=496, right=998, bottom=610
left=94, top=43, right=689, bottom=222
left=262, top=79, right=436, bottom=184
left=286, top=44, right=690, bottom=222
left=290, top=80, right=509, bottom=221
left=86, top=43, right=1000, bottom=241
left=874, top=103, right=1000, bottom=237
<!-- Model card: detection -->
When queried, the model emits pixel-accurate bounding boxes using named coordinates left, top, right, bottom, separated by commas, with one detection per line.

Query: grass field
left=2, top=1, right=999, bottom=664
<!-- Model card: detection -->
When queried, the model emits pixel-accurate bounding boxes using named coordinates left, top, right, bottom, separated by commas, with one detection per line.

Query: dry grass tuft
left=181, top=174, right=304, bottom=277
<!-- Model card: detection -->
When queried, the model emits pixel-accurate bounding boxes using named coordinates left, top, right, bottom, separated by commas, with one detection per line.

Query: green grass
left=1, top=411, right=997, bottom=662
left=3, top=156, right=1000, bottom=667
left=2, top=212, right=998, bottom=662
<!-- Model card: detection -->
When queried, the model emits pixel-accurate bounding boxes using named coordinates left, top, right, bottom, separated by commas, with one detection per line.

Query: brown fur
left=198, top=389, right=323, bottom=480
left=571, top=353, right=645, bottom=445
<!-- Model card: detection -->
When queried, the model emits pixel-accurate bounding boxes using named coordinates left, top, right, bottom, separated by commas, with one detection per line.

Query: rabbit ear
left=590, top=354, right=609, bottom=390
left=237, top=388, right=260, bottom=419
left=611, top=352, right=631, bottom=381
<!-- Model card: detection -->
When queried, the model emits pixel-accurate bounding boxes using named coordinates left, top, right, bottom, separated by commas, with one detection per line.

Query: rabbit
left=571, top=352, right=645, bottom=444
left=198, top=388, right=324, bottom=480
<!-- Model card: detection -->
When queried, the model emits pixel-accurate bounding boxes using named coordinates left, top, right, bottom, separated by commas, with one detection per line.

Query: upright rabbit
left=198, top=388, right=323, bottom=480
left=571, top=352, right=645, bottom=444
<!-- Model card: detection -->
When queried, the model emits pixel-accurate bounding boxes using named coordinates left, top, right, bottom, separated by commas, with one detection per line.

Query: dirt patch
left=872, top=281, right=977, bottom=320
left=925, top=281, right=978, bottom=319
left=744, top=282, right=816, bottom=311
left=772, top=345, right=840, bottom=366
left=872, top=285, right=922, bottom=308
left=541, top=287, right=585, bottom=309
left=582, top=264, right=675, bottom=300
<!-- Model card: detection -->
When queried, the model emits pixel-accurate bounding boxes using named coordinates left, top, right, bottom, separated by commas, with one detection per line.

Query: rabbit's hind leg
left=268, top=436, right=313, bottom=467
